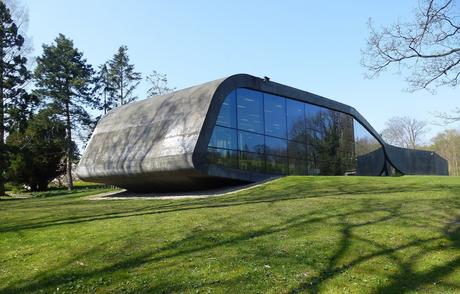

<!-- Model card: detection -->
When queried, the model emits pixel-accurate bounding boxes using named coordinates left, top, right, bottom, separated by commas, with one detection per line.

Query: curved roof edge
left=192, top=73, right=407, bottom=174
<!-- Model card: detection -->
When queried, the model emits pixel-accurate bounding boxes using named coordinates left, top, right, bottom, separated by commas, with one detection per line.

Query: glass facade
left=206, top=88, right=385, bottom=176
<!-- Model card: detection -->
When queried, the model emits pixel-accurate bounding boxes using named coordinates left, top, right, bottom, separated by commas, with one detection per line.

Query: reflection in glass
left=239, top=152, right=265, bottom=172
left=353, top=121, right=385, bottom=175
left=287, top=99, right=306, bottom=142
left=305, top=104, right=323, bottom=132
left=289, top=158, right=308, bottom=175
left=237, top=88, right=264, bottom=134
left=206, top=148, right=238, bottom=168
left=306, top=129, right=323, bottom=146
left=216, top=90, right=237, bottom=128
left=208, top=126, right=237, bottom=150
left=265, top=136, right=287, bottom=156
left=266, top=155, right=288, bottom=174
left=288, top=141, right=307, bottom=159
left=264, top=94, right=287, bottom=138
left=238, top=131, right=264, bottom=154
left=207, top=87, right=386, bottom=176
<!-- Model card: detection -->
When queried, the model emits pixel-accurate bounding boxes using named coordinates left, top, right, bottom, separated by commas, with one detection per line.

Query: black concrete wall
left=385, top=144, right=449, bottom=175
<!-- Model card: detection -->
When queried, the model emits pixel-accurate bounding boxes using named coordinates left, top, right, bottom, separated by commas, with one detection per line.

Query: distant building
left=77, top=74, right=448, bottom=192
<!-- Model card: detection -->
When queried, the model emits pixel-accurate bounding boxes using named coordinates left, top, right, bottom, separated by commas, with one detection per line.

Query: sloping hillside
left=1, top=176, right=460, bottom=293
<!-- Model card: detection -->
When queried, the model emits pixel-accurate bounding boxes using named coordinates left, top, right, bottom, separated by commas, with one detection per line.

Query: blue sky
left=23, top=0, right=458, bottom=141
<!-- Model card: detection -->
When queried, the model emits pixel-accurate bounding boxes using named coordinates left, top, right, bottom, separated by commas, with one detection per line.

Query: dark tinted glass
left=238, top=131, right=264, bottom=154
left=239, top=152, right=265, bottom=172
left=354, top=121, right=381, bottom=156
left=216, top=90, right=236, bottom=128
left=307, top=144, right=320, bottom=163
left=305, top=104, right=323, bottom=131
left=305, top=129, right=323, bottom=145
left=208, top=126, right=237, bottom=150
left=265, top=136, right=287, bottom=156
left=288, top=141, right=307, bottom=159
left=266, top=155, right=288, bottom=174
left=207, top=148, right=238, bottom=168
left=237, top=88, right=264, bottom=133
left=289, top=158, right=308, bottom=175
left=207, top=87, right=385, bottom=177
left=354, top=120, right=385, bottom=175
left=264, top=94, right=287, bottom=138
left=286, top=99, right=306, bottom=142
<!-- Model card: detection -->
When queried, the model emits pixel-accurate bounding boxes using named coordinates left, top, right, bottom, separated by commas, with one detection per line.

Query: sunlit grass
left=1, top=176, right=460, bottom=293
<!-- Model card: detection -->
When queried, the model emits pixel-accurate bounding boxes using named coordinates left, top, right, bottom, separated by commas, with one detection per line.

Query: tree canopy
left=0, top=0, right=31, bottom=196
left=381, top=116, right=429, bottom=149
left=108, top=45, right=141, bottom=106
left=34, top=34, right=95, bottom=191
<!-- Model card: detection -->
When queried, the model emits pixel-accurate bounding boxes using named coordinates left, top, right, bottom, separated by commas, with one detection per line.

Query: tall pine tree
left=108, top=45, right=141, bottom=106
left=94, top=63, right=116, bottom=114
left=34, top=34, right=95, bottom=191
left=0, top=1, right=30, bottom=196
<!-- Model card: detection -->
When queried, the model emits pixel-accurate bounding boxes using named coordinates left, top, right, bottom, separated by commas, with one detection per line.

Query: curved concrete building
left=77, top=74, right=448, bottom=192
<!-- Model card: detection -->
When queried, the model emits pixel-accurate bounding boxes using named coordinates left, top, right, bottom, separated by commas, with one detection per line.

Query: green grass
left=1, top=176, right=460, bottom=293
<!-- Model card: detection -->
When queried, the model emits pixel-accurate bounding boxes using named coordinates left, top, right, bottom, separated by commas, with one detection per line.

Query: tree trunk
left=0, top=90, right=4, bottom=196
left=103, top=89, right=107, bottom=115
left=120, top=69, right=124, bottom=105
left=0, top=45, right=5, bottom=196
left=65, top=101, right=73, bottom=191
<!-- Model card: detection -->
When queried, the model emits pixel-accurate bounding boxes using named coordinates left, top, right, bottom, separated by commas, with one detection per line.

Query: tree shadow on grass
left=2, top=178, right=460, bottom=292
left=1, top=179, right=459, bottom=233
left=2, top=195, right=460, bottom=293
left=288, top=205, right=460, bottom=293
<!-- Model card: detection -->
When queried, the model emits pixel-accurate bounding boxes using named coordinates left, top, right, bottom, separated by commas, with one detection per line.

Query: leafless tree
left=382, top=116, right=429, bottom=149
left=4, top=0, right=32, bottom=57
left=362, top=0, right=460, bottom=92
left=430, top=129, right=460, bottom=175
left=146, top=70, right=175, bottom=97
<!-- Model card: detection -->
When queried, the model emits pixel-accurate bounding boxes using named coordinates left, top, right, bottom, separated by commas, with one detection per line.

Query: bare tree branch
left=362, top=0, right=460, bottom=92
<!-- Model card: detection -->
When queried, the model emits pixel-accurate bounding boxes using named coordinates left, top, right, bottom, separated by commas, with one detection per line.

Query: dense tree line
left=0, top=1, right=174, bottom=194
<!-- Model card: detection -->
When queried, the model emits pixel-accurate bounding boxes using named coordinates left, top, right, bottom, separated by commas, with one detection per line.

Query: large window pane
left=207, top=148, right=238, bottom=168
left=206, top=87, right=388, bottom=177
left=265, top=136, right=287, bottom=156
left=289, top=158, right=308, bottom=175
left=237, top=88, right=264, bottom=133
left=305, top=129, right=323, bottom=146
left=239, top=152, right=265, bottom=172
left=208, top=126, right=237, bottom=150
left=354, top=120, right=385, bottom=175
left=238, top=131, right=264, bottom=154
left=216, top=90, right=236, bottom=128
left=305, top=103, right=324, bottom=131
left=266, top=155, right=288, bottom=174
left=288, top=141, right=307, bottom=159
left=308, top=144, right=320, bottom=163
left=264, top=94, right=287, bottom=138
left=287, top=99, right=306, bottom=142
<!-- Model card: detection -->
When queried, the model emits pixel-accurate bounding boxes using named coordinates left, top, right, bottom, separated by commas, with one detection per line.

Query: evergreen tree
left=34, top=34, right=95, bottom=191
left=0, top=1, right=30, bottom=196
left=94, top=63, right=116, bottom=114
left=108, top=45, right=141, bottom=106
left=6, top=107, right=69, bottom=191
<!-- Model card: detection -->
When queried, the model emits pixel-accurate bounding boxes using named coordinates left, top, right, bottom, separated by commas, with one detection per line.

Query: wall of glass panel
left=206, top=88, right=385, bottom=175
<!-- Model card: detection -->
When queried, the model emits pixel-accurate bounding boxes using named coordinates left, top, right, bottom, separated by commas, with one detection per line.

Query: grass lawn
left=1, top=176, right=460, bottom=293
